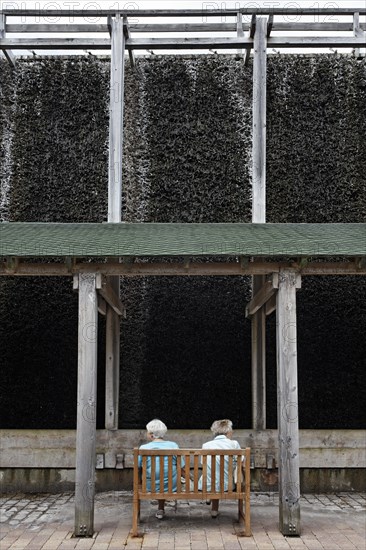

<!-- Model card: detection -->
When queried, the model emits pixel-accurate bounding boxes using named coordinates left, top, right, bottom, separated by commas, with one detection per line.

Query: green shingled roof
left=0, top=223, right=365, bottom=258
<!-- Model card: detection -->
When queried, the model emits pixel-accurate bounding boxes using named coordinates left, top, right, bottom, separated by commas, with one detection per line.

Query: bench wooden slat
left=228, top=455, right=233, bottom=492
left=193, top=453, right=199, bottom=493
left=177, top=455, right=182, bottom=492
left=211, top=453, right=216, bottom=492
left=220, top=454, right=225, bottom=492
left=168, top=455, right=173, bottom=493
left=142, top=456, right=147, bottom=493
left=185, top=454, right=190, bottom=493
left=202, top=454, right=207, bottom=493
left=159, top=456, right=164, bottom=494
left=151, top=455, right=156, bottom=493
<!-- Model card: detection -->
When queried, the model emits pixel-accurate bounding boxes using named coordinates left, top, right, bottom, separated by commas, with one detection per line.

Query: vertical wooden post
left=276, top=269, right=301, bottom=536
left=252, top=17, right=267, bottom=223
left=251, top=275, right=266, bottom=429
left=74, top=273, right=98, bottom=537
left=106, top=14, right=125, bottom=430
left=251, top=17, right=267, bottom=431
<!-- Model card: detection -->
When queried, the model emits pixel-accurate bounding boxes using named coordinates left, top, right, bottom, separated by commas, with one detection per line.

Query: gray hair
left=210, top=419, right=233, bottom=436
left=146, top=419, right=168, bottom=439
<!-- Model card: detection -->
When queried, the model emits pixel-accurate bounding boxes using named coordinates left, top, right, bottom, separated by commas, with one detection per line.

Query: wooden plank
left=74, top=273, right=98, bottom=537
left=246, top=279, right=277, bottom=317
left=2, top=8, right=366, bottom=16
left=6, top=22, right=366, bottom=34
left=276, top=269, right=301, bottom=536
left=1, top=260, right=366, bottom=277
left=1, top=36, right=365, bottom=51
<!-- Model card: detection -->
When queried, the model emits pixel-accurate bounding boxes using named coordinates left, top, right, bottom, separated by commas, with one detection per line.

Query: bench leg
left=244, top=493, right=251, bottom=537
left=132, top=496, right=139, bottom=537
left=238, top=498, right=244, bottom=523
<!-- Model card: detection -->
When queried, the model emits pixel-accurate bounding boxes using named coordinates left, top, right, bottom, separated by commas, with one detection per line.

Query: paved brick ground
left=0, top=492, right=365, bottom=549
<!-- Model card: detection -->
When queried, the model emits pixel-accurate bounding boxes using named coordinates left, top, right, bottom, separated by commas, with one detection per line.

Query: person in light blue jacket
left=139, top=419, right=180, bottom=520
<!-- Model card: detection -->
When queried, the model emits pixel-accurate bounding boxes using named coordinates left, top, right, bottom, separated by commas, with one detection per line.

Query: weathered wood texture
left=251, top=276, right=267, bottom=431
left=75, top=274, right=98, bottom=537
left=1, top=429, right=364, bottom=469
left=1, top=36, right=365, bottom=50
left=2, top=8, right=366, bottom=15
left=276, top=270, right=301, bottom=536
left=0, top=14, right=15, bottom=67
left=1, top=261, right=364, bottom=277
left=6, top=22, right=366, bottom=33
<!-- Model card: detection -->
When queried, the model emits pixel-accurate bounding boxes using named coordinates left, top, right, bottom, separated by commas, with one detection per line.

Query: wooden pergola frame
left=1, top=7, right=366, bottom=538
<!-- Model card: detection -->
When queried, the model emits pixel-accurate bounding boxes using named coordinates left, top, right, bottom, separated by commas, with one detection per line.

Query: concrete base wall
left=1, top=468, right=365, bottom=494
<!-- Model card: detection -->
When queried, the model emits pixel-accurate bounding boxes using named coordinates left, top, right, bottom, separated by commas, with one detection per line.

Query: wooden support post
left=244, top=15, right=256, bottom=66
left=251, top=275, right=266, bottom=430
left=251, top=17, right=267, bottom=431
left=353, top=12, right=365, bottom=58
left=106, top=14, right=124, bottom=431
left=108, top=14, right=125, bottom=223
left=276, top=269, right=301, bottom=536
left=236, top=12, right=244, bottom=58
left=105, top=278, right=120, bottom=430
left=252, top=17, right=267, bottom=223
left=74, top=274, right=98, bottom=537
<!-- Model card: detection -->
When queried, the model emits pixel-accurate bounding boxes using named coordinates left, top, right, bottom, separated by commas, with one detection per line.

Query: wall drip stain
left=0, top=55, right=365, bottom=429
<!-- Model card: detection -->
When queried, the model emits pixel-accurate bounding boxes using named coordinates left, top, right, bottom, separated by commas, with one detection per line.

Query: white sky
left=1, top=0, right=365, bottom=56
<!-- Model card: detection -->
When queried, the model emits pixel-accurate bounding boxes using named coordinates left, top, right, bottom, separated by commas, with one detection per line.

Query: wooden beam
left=246, top=279, right=277, bottom=318
left=244, top=15, right=256, bottom=66
left=267, top=15, right=274, bottom=38
left=0, top=14, right=15, bottom=67
left=74, top=273, right=98, bottom=537
left=2, top=8, right=366, bottom=16
left=1, top=261, right=365, bottom=277
left=276, top=269, right=301, bottom=536
left=123, top=17, right=135, bottom=68
left=1, top=36, right=365, bottom=51
left=265, top=293, right=277, bottom=316
left=97, top=295, right=107, bottom=316
left=6, top=22, right=366, bottom=34
left=96, top=276, right=125, bottom=317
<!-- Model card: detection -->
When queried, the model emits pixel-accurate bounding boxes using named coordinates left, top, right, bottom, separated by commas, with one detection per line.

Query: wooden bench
left=132, top=447, right=251, bottom=537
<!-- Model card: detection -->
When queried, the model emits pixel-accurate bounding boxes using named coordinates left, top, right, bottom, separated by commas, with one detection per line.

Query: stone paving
left=0, top=492, right=365, bottom=550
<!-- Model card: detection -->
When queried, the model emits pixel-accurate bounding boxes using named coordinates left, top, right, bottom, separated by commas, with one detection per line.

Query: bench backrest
left=134, top=447, right=250, bottom=499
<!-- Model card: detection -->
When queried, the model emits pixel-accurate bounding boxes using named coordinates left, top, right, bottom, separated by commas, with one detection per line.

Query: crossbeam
left=1, top=36, right=365, bottom=50
left=1, top=261, right=364, bottom=277
left=5, top=23, right=366, bottom=34
left=2, top=8, right=366, bottom=16
left=96, top=276, right=126, bottom=317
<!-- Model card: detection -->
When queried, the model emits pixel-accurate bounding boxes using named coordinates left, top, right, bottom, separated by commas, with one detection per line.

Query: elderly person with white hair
left=138, top=418, right=181, bottom=520
left=198, top=419, right=241, bottom=518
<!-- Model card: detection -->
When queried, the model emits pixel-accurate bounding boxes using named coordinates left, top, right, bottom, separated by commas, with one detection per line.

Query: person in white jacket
left=198, top=419, right=241, bottom=517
